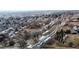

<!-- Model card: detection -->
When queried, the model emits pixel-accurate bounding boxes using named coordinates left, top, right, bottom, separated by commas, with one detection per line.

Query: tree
left=0, top=34, right=6, bottom=42
left=65, top=30, right=71, bottom=34
left=9, top=40, right=15, bottom=46
left=55, top=29, right=64, bottom=42
left=68, top=42, right=74, bottom=47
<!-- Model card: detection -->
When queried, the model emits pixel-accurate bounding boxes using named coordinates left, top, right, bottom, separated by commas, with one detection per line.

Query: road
left=27, top=16, right=70, bottom=48
left=0, top=15, right=70, bottom=49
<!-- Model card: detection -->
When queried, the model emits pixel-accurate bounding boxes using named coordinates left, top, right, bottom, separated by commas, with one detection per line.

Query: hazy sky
left=0, top=0, right=78, bottom=11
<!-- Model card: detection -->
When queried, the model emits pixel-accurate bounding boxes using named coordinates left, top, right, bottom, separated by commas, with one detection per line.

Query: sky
left=0, top=0, right=79, bottom=11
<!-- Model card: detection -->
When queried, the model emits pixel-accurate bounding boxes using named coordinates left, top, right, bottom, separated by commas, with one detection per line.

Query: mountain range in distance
left=0, top=10, right=79, bottom=17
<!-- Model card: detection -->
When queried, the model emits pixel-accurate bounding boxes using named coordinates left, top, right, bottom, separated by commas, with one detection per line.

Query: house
left=70, top=26, right=79, bottom=34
